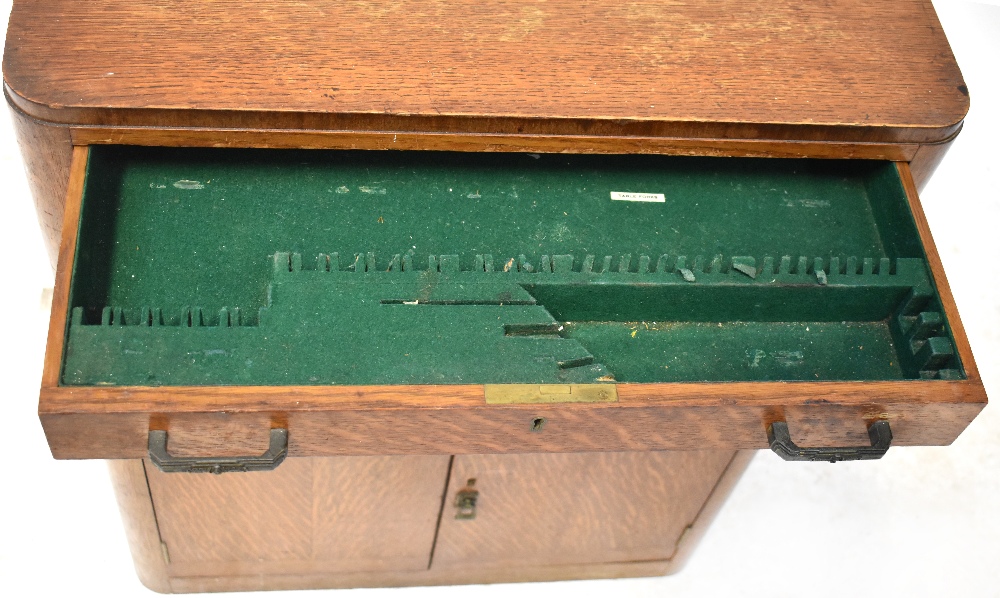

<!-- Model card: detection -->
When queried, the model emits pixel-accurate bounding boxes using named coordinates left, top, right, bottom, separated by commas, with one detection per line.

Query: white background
left=1, top=1, right=997, bottom=596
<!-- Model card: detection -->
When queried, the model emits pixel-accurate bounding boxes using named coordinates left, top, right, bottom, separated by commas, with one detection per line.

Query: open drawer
left=40, top=146, right=987, bottom=462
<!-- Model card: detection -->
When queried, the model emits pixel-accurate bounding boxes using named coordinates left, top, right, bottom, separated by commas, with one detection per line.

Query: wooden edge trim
left=663, top=449, right=756, bottom=574
left=896, top=162, right=984, bottom=384
left=39, top=145, right=88, bottom=388
left=4, top=82, right=965, bottom=145
left=106, top=459, right=171, bottom=593
left=38, top=393, right=986, bottom=459
left=39, top=379, right=987, bottom=413
left=69, top=125, right=919, bottom=160
left=165, top=558, right=670, bottom=593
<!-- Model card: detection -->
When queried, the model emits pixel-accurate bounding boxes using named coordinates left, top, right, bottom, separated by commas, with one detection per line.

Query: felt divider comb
left=271, top=251, right=922, bottom=285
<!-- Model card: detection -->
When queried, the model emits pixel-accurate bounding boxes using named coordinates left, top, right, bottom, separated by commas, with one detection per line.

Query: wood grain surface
left=7, top=103, right=73, bottom=267
left=39, top=145, right=87, bottom=389
left=661, top=450, right=755, bottom=575
left=145, top=456, right=450, bottom=579
left=69, top=125, right=921, bottom=160
left=168, top=558, right=674, bottom=593
left=909, top=133, right=960, bottom=192
left=112, top=451, right=747, bottom=592
left=3, top=0, right=967, bottom=145
left=38, top=382, right=986, bottom=459
left=432, top=451, right=735, bottom=569
left=106, top=460, right=171, bottom=593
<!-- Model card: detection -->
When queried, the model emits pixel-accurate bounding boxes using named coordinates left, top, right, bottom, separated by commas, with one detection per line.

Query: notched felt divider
left=270, top=251, right=910, bottom=277
left=889, top=291, right=961, bottom=379
left=61, top=147, right=966, bottom=385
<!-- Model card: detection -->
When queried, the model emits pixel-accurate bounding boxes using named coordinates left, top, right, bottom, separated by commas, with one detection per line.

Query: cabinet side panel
left=909, top=137, right=957, bottom=193
left=663, top=449, right=755, bottom=573
left=107, top=459, right=171, bottom=593
left=7, top=106, right=73, bottom=268
left=433, top=450, right=736, bottom=570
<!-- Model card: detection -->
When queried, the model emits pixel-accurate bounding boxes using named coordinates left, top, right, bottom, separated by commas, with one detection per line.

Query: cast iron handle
left=148, top=428, right=288, bottom=474
left=767, top=420, right=892, bottom=463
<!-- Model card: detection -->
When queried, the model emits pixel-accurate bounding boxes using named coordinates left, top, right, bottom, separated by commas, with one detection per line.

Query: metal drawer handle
left=148, top=428, right=288, bottom=474
left=767, top=420, right=892, bottom=463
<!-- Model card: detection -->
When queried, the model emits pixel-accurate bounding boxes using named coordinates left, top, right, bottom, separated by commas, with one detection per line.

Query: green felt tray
left=61, top=147, right=963, bottom=385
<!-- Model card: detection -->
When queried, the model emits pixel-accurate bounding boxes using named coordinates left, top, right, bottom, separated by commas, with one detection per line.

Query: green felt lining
left=62, top=147, right=964, bottom=385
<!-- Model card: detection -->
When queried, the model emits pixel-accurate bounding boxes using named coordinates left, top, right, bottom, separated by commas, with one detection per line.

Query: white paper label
left=610, top=192, right=665, bottom=203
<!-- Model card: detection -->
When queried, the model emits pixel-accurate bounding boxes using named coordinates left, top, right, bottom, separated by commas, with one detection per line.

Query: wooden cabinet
left=4, top=0, right=987, bottom=593
left=112, top=451, right=747, bottom=592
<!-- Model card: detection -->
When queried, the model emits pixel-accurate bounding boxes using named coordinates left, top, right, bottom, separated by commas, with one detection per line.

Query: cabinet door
left=431, top=451, right=736, bottom=571
left=145, top=455, right=450, bottom=578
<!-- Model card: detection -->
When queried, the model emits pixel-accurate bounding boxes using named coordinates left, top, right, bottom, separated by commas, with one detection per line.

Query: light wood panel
left=4, top=0, right=967, bottom=145
left=432, top=451, right=737, bottom=570
left=167, top=558, right=674, bottom=593
left=662, top=450, right=755, bottom=574
left=6, top=103, right=73, bottom=268
left=910, top=135, right=960, bottom=192
left=39, top=145, right=87, bottom=389
left=145, top=455, right=451, bottom=578
left=107, top=460, right=171, bottom=593
left=67, top=125, right=920, bottom=161
left=112, top=451, right=751, bottom=592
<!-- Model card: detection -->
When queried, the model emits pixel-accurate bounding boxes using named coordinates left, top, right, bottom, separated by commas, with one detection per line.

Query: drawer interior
left=61, top=147, right=963, bottom=385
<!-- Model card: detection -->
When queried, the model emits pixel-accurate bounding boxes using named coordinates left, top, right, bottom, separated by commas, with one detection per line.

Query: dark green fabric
left=62, top=147, right=962, bottom=385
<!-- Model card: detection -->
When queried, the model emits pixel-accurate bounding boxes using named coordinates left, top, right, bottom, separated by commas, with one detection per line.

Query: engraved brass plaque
left=484, top=384, right=618, bottom=405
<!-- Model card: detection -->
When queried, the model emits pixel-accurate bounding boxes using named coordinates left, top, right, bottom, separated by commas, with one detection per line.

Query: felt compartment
left=61, top=147, right=962, bottom=385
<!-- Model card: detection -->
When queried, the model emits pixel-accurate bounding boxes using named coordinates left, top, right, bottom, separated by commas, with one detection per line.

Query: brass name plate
left=484, top=384, right=618, bottom=405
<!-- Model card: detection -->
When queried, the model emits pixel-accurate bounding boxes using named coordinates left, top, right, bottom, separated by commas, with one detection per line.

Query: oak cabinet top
left=3, top=0, right=968, bottom=144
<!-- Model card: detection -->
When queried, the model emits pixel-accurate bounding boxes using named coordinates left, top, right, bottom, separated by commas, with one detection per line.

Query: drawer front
left=38, top=146, right=986, bottom=460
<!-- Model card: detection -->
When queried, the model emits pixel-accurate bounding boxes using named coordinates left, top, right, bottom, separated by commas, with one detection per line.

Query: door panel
left=432, top=451, right=736, bottom=570
left=146, top=455, right=450, bottom=577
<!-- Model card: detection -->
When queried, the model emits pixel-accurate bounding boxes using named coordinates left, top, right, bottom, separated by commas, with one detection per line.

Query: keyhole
left=531, top=417, right=546, bottom=432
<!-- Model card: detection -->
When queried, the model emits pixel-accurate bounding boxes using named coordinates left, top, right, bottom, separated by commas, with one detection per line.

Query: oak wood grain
left=7, top=103, right=73, bottom=268
left=145, top=456, right=450, bottom=578
left=106, top=460, right=171, bottom=593
left=168, top=558, right=673, bottom=593
left=39, top=145, right=87, bottom=388
left=910, top=135, right=959, bottom=193
left=67, top=126, right=920, bottom=161
left=662, top=450, right=755, bottom=574
left=115, top=451, right=746, bottom=592
left=432, top=451, right=735, bottom=569
left=38, top=375, right=987, bottom=459
left=4, top=0, right=967, bottom=145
